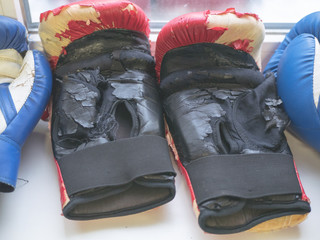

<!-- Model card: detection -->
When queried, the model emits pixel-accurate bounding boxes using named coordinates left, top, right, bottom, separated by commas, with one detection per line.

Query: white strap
left=313, top=37, right=320, bottom=108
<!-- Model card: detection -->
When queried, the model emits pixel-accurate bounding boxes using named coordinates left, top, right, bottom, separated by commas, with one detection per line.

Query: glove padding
left=156, top=9, right=310, bottom=234
left=264, top=11, right=320, bottom=152
left=0, top=17, right=52, bottom=192
left=39, top=0, right=176, bottom=220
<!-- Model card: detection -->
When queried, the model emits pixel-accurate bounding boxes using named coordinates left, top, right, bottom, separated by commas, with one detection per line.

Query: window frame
left=20, top=0, right=296, bottom=34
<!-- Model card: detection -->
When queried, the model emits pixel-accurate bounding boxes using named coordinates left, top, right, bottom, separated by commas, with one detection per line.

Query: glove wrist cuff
left=183, top=153, right=311, bottom=234
left=57, top=135, right=176, bottom=220
left=186, top=153, right=302, bottom=205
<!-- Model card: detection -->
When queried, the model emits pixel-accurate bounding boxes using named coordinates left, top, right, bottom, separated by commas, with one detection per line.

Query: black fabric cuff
left=58, top=135, right=176, bottom=220
left=184, top=153, right=310, bottom=234
left=185, top=153, right=302, bottom=204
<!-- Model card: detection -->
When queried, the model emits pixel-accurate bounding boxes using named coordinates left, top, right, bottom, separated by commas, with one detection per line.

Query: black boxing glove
left=155, top=10, right=310, bottom=234
left=159, top=43, right=310, bottom=234
left=39, top=0, right=175, bottom=220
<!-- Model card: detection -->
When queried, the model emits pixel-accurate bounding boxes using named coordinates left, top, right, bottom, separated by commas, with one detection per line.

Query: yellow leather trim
left=249, top=214, right=308, bottom=232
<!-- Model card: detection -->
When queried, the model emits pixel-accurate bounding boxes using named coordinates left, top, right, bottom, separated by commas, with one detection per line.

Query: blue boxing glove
left=264, top=12, right=320, bottom=151
left=0, top=16, right=28, bottom=52
left=0, top=16, right=52, bottom=192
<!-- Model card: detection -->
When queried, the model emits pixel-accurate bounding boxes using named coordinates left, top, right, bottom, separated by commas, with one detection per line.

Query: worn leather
left=51, top=29, right=176, bottom=220
left=160, top=43, right=310, bottom=234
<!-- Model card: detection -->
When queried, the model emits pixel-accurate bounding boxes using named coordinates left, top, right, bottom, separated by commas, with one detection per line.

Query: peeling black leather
left=160, top=43, right=310, bottom=234
left=52, top=30, right=163, bottom=158
left=161, top=43, right=291, bottom=161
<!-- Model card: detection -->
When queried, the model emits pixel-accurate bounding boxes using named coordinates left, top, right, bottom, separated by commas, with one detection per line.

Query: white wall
left=0, top=0, right=16, bottom=18
left=0, top=0, right=24, bottom=24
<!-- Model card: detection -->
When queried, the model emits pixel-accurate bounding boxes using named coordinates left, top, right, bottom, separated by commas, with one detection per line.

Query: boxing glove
left=39, top=0, right=176, bottom=220
left=156, top=9, right=310, bottom=234
left=264, top=12, right=320, bottom=152
left=0, top=16, right=28, bottom=53
left=0, top=16, right=52, bottom=192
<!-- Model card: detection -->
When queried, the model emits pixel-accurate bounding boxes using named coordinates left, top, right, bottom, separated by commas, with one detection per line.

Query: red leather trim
left=41, top=0, right=150, bottom=69
left=54, top=159, right=70, bottom=210
left=293, top=159, right=310, bottom=202
left=165, top=123, right=197, bottom=206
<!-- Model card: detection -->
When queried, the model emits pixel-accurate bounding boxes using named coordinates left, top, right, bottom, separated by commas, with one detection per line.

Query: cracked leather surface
left=52, top=29, right=164, bottom=159
left=161, top=43, right=291, bottom=163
